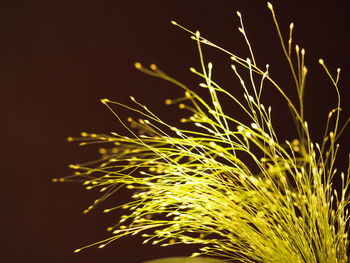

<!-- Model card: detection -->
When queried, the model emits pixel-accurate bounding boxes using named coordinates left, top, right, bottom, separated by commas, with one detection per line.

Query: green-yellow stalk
left=56, top=2, right=350, bottom=262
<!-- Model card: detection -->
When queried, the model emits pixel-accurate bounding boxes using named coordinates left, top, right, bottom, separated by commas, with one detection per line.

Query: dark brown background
left=2, top=0, right=349, bottom=262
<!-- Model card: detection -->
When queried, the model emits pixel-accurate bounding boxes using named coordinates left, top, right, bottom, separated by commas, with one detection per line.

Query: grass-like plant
left=56, top=2, right=350, bottom=262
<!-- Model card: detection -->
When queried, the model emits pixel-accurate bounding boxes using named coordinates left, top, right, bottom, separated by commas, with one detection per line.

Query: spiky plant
left=56, top=2, right=350, bottom=263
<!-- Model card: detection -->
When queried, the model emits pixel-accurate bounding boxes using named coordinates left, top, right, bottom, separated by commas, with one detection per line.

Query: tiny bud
left=98, top=148, right=107, bottom=154
left=100, top=98, right=109, bottom=104
left=134, top=62, right=142, bottom=69
left=303, top=66, right=308, bottom=74
left=251, top=123, right=258, bottom=129
left=180, top=118, right=187, bottom=123
left=69, top=164, right=79, bottom=169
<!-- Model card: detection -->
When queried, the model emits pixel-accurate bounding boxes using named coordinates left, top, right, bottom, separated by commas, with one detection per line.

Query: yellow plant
left=56, top=2, right=350, bottom=262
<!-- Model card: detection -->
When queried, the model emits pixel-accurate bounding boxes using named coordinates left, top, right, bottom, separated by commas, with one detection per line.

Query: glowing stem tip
left=267, top=2, right=273, bottom=10
left=150, top=64, right=157, bottom=70
left=74, top=249, right=81, bottom=253
left=319, top=58, right=324, bottom=65
left=100, top=98, right=109, bottom=104
left=236, top=11, right=241, bottom=17
left=170, top=21, right=177, bottom=25
left=134, top=62, right=142, bottom=69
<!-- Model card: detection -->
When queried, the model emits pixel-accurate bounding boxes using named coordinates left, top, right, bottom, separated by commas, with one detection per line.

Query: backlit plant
left=56, top=2, right=350, bottom=262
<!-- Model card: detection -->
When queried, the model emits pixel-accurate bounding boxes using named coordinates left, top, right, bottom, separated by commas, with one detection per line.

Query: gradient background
left=2, top=0, right=349, bottom=262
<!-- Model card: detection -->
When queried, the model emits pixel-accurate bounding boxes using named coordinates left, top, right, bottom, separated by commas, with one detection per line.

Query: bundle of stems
left=58, top=2, right=350, bottom=262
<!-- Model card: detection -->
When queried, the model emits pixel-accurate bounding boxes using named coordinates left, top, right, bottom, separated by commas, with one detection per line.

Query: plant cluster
left=56, top=2, right=350, bottom=262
